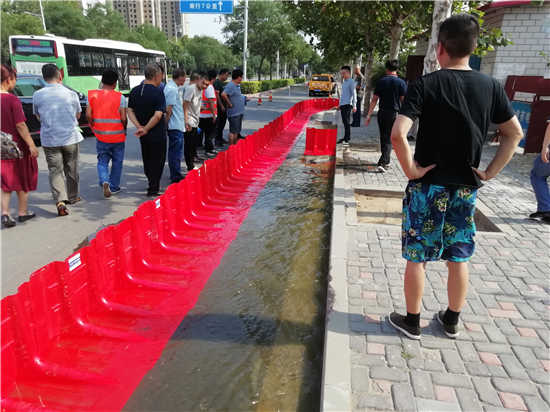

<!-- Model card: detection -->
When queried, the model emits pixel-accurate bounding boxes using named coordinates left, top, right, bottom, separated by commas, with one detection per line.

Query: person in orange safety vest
left=86, top=69, right=128, bottom=198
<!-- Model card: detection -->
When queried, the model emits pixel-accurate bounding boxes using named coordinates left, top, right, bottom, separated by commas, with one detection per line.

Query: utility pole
left=39, top=0, right=47, bottom=31
left=243, top=0, right=248, bottom=81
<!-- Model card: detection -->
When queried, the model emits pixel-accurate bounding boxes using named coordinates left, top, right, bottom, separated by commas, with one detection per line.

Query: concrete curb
left=245, top=83, right=307, bottom=99
left=321, top=112, right=353, bottom=412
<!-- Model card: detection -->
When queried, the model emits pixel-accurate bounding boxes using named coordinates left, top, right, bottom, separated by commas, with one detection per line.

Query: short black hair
left=207, top=69, right=217, bottom=81
left=144, top=63, right=161, bottom=80
left=156, top=62, right=165, bottom=73
left=189, top=72, right=200, bottom=82
left=219, top=68, right=230, bottom=75
left=385, top=60, right=399, bottom=72
left=232, top=69, right=243, bottom=80
left=101, top=69, right=118, bottom=86
left=172, top=68, right=186, bottom=80
left=340, top=65, right=351, bottom=72
left=42, top=63, right=59, bottom=81
left=438, top=14, right=480, bottom=58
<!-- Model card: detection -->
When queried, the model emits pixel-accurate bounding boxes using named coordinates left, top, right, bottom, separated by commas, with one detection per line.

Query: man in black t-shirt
left=128, top=64, right=166, bottom=197
left=365, top=60, right=407, bottom=172
left=387, top=14, right=523, bottom=341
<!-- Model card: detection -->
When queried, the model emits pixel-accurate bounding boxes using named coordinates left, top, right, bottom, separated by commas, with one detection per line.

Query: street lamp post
left=243, top=0, right=248, bottom=81
left=38, top=0, right=47, bottom=31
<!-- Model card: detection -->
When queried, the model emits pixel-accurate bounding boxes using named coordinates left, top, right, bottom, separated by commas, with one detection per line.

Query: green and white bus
left=9, top=34, right=166, bottom=95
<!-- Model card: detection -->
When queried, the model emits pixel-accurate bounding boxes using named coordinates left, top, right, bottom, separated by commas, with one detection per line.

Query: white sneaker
left=377, top=165, right=386, bottom=173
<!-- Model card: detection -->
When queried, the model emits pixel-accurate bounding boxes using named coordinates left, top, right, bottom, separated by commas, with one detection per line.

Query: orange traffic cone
left=258, top=96, right=262, bottom=105
left=269, top=92, right=273, bottom=102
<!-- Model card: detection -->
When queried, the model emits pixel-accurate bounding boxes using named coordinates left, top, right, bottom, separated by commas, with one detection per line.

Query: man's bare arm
left=165, top=105, right=173, bottom=126
left=541, top=122, right=550, bottom=163
left=221, top=91, right=232, bottom=108
left=365, top=95, right=379, bottom=124
left=391, top=115, right=436, bottom=180
left=473, top=116, right=523, bottom=181
left=127, top=108, right=142, bottom=128
left=119, top=107, right=128, bottom=129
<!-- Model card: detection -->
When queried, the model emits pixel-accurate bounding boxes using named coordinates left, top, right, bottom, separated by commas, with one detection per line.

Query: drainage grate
left=354, top=189, right=501, bottom=233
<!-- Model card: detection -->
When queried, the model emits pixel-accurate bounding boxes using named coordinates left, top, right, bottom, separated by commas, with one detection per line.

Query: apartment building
left=113, top=0, right=186, bottom=38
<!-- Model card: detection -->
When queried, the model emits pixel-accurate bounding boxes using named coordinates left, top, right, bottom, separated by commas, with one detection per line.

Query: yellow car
left=308, top=74, right=336, bottom=97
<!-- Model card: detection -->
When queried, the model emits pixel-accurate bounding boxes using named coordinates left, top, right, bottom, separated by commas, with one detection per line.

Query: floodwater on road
left=124, top=115, right=335, bottom=412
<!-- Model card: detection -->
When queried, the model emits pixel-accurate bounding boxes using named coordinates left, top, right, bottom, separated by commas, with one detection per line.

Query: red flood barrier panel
left=0, top=97, right=338, bottom=412
left=304, top=127, right=337, bottom=156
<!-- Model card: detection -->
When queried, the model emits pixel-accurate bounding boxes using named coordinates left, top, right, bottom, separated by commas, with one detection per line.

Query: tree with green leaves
left=223, top=1, right=295, bottom=80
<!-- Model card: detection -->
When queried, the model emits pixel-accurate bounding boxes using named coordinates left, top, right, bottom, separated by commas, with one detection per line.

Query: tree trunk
left=363, top=49, right=375, bottom=114
left=269, top=59, right=273, bottom=80
left=389, top=21, right=404, bottom=60
left=423, top=0, right=452, bottom=75
left=258, top=56, right=265, bottom=81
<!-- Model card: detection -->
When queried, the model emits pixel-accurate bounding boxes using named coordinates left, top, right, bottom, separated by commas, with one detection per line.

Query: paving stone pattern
left=338, top=119, right=550, bottom=411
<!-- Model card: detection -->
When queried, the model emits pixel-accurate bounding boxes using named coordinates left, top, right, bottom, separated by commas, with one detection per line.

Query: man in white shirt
left=33, top=64, right=83, bottom=216
left=199, top=70, right=218, bottom=157
left=183, top=73, right=207, bottom=171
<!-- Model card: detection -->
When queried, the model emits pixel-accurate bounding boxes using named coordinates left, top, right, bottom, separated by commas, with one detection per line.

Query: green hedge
left=240, top=81, right=261, bottom=94
left=240, top=78, right=295, bottom=94
left=294, top=77, right=306, bottom=84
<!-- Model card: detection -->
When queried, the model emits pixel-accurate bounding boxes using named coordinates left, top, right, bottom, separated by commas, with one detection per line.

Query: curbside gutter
left=321, top=114, right=354, bottom=412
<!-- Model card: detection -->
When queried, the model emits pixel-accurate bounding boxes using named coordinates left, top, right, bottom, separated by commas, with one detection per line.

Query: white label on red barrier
left=68, top=253, right=81, bottom=271
left=155, top=199, right=161, bottom=208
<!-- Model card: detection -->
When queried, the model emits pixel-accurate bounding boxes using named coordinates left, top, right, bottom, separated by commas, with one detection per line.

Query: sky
left=82, top=0, right=229, bottom=42
left=185, top=13, right=226, bottom=41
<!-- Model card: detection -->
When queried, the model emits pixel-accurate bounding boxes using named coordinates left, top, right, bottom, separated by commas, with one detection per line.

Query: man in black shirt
left=128, top=64, right=166, bottom=196
left=387, top=14, right=523, bottom=340
left=365, top=60, right=407, bottom=172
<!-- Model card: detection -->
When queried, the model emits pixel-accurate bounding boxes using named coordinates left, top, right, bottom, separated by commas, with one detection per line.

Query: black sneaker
left=529, top=211, right=550, bottom=220
left=1, top=215, right=16, bottom=228
left=388, top=312, right=421, bottom=340
left=337, top=138, right=346, bottom=144
left=437, top=310, right=460, bottom=339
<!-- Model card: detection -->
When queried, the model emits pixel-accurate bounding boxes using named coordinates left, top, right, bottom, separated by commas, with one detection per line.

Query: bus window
left=92, top=53, right=104, bottom=69
left=104, top=54, right=115, bottom=69
left=79, top=52, right=92, bottom=68
left=139, top=56, right=147, bottom=72
left=129, top=55, right=139, bottom=75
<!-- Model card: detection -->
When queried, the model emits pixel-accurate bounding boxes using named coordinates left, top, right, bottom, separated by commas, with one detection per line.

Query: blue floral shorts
left=402, top=182, right=478, bottom=263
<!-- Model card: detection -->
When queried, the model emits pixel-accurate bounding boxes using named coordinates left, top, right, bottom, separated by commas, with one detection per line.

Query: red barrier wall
left=304, top=127, right=337, bottom=156
left=0, top=98, right=338, bottom=411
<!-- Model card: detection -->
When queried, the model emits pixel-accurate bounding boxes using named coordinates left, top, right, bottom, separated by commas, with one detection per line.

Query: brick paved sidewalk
left=329, top=115, right=550, bottom=412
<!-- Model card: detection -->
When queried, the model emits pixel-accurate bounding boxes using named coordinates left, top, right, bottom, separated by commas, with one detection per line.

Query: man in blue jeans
left=86, top=69, right=127, bottom=198
left=529, top=118, right=550, bottom=223
left=164, top=68, right=187, bottom=183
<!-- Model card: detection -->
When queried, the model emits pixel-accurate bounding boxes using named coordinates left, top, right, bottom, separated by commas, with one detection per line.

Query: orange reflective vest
left=88, top=89, right=126, bottom=143
left=200, top=88, right=217, bottom=117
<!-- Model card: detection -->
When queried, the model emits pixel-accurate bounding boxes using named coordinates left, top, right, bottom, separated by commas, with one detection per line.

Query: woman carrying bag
left=1, top=64, right=39, bottom=228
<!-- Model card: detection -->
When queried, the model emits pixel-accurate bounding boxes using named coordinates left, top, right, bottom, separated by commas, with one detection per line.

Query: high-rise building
left=113, top=0, right=184, bottom=38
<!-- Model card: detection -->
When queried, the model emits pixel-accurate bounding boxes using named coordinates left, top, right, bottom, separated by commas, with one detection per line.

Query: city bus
left=9, top=34, right=166, bottom=95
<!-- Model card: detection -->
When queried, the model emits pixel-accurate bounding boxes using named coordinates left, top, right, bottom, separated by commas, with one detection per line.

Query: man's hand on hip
left=407, top=161, right=436, bottom=180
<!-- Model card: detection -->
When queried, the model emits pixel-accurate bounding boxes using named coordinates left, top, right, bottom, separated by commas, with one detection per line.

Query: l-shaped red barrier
left=1, top=98, right=338, bottom=411
left=304, top=127, right=337, bottom=156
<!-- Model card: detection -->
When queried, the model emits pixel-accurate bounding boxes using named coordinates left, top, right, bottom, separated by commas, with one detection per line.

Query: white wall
left=481, top=4, right=550, bottom=81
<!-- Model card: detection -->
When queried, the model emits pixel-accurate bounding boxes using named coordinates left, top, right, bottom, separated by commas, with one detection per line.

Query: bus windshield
left=12, top=38, right=55, bottom=57
left=312, top=76, right=329, bottom=81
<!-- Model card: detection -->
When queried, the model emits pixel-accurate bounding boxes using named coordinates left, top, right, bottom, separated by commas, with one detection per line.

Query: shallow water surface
left=124, top=122, right=334, bottom=412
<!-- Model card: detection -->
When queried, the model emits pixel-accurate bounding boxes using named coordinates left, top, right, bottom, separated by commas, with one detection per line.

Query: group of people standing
left=0, top=62, right=247, bottom=226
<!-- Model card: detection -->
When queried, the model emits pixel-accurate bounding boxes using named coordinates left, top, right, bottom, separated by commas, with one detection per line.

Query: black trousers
left=139, top=133, right=166, bottom=193
left=215, top=109, right=227, bottom=143
left=352, top=95, right=362, bottom=127
left=377, top=109, right=397, bottom=166
left=340, top=104, right=352, bottom=141
left=184, top=127, right=197, bottom=171
left=199, top=117, right=216, bottom=152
